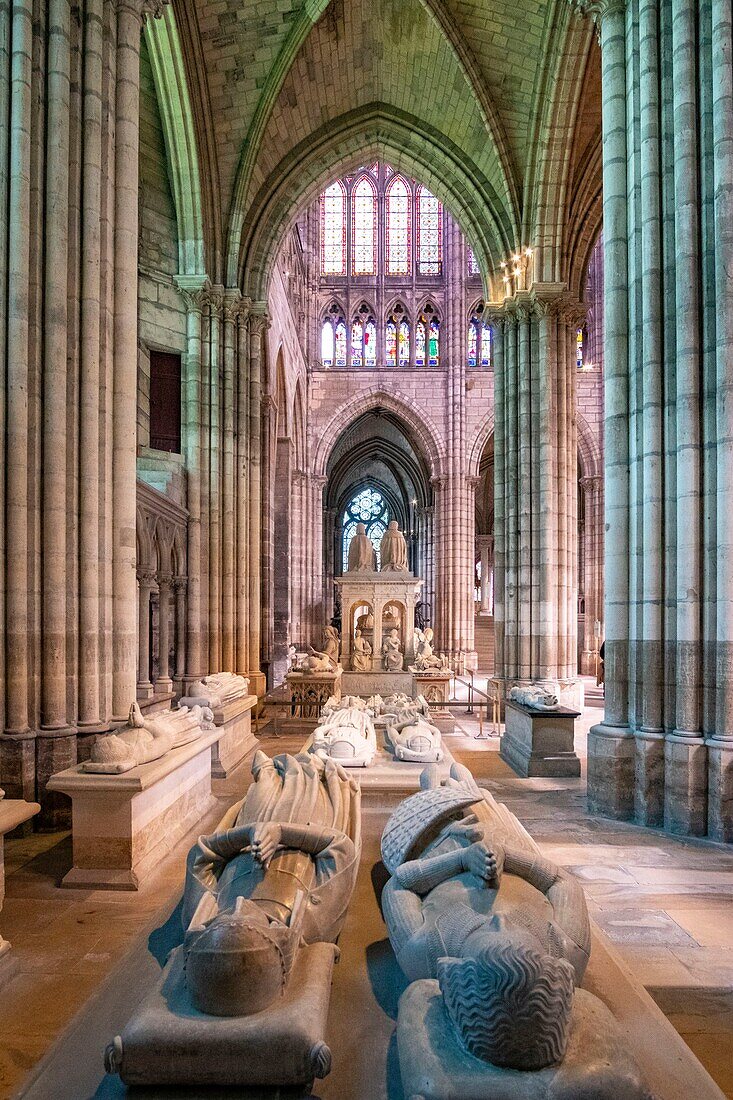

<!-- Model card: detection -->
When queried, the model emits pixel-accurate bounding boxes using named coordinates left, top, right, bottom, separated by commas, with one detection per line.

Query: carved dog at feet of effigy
left=105, top=750, right=361, bottom=1090
left=80, top=701, right=212, bottom=774
left=381, top=764, right=655, bottom=1099
left=311, top=705, right=377, bottom=767
left=384, top=708, right=444, bottom=763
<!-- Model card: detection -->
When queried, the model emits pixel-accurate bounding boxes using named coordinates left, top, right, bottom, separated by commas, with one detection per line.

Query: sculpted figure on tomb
left=82, top=702, right=209, bottom=774
left=411, top=627, right=450, bottom=672
left=380, top=519, right=409, bottom=571
left=297, top=626, right=340, bottom=673
left=383, top=765, right=653, bottom=1097
left=347, top=523, right=377, bottom=572
left=383, top=602, right=401, bottom=630
left=311, top=706, right=377, bottom=767
left=382, top=627, right=404, bottom=671
left=351, top=629, right=372, bottom=672
left=355, top=609, right=375, bottom=633
left=509, top=682, right=560, bottom=711
left=385, top=708, right=443, bottom=763
left=182, top=672, right=250, bottom=709
left=106, top=751, right=361, bottom=1090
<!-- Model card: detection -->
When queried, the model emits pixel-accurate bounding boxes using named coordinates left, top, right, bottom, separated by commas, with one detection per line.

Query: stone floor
left=1, top=693, right=732, bottom=1098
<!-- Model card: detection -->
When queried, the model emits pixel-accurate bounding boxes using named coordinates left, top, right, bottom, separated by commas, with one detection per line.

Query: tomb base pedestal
left=500, top=701, right=581, bottom=778
left=285, top=670, right=342, bottom=718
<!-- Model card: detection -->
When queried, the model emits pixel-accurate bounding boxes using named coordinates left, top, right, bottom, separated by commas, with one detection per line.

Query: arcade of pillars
left=0, top=0, right=730, bottom=848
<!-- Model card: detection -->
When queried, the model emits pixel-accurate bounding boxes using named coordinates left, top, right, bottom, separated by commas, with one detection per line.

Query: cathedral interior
left=0, top=0, right=732, bottom=1097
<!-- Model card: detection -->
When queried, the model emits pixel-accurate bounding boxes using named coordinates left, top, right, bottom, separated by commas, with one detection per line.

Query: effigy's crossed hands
left=250, top=822, right=282, bottom=866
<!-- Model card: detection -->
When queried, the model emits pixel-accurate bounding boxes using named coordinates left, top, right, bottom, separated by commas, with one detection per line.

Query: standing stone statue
left=351, top=629, right=372, bottom=672
left=380, top=520, right=409, bottom=571
left=347, top=523, right=377, bottom=571
left=382, top=628, right=404, bottom=671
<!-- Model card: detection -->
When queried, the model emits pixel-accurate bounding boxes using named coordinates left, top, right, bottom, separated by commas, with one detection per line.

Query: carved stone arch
left=234, top=109, right=513, bottom=299
left=469, top=412, right=496, bottom=478
left=313, top=387, right=445, bottom=481
left=136, top=505, right=155, bottom=573
left=384, top=297, right=411, bottom=322
left=576, top=409, right=601, bottom=479
left=414, top=295, right=442, bottom=323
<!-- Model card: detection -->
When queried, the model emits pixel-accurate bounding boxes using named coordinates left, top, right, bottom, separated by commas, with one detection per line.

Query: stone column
left=573, top=0, right=636, bottom=820
left=478, top=537, right=491, bottom=613
left=176, top=276, right=209, bottom=685
left=136, top=571, right=154, bottom=698
left=1, top=0, right=34, bottom=801
left=247, top=308, right=269, bottom=691
left=580, top=475, right=602, bottom=674
left=156, top=574, right=173, bottom=694
left=207, top=287, right=223, bottom=673
left=78, top=0, right=104, bottom=734
left=708, top=0, right=733, bottom=839
left=173, top=576, right=187, bottom=685
left=221, top=290, right=240, bottom=673
left=235, top=304, right=250, bottom=675
left=489, top=288, right=581, bottom=696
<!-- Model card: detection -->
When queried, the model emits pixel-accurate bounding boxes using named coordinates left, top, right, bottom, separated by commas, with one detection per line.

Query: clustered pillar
left=0, top=0, right=170, bottom=826
left=490, top=288, right=582, bottom=691
left=575, top=0, right=733, bottom=840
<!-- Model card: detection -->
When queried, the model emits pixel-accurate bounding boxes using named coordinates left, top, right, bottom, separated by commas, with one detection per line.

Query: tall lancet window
left=416, top=185, right=442, bottom=275
left=352, top=176, right=377, bottom=275
left=342, top=487, right=390, bottom=572
left=386, top=176, right=411, bottom=275
left=321, top=180, right=346, bottom=275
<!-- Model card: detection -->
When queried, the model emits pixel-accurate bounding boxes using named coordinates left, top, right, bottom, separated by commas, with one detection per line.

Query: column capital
left=137, top=569, right=157, bottom=586
left=172, top=575, right=188, bottom=592
left=157, top=572, right=173, bottom=589
left=222, top=287, right=243, bottom=324
left=569, top=0, right=626, bottom=27
left=174, top=274, right=211, bottom=314
left=248, top=304, right=271, bottom=338
left=207, top=284, right=225, bottom=316
left=580, top=474, right=602, bottom=493
left=466, top=475, right=481, bottom=490
left=115, top=0, right=170, bottom=22
left=431, top=475, right=447, bottom=491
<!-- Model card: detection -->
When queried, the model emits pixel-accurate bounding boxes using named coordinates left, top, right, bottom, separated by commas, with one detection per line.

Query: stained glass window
left=415, top=319, right=426, bottom=366
left=386, top=320, right=397, bottom=365
left=364, top=319, right=377, bottom=365
left=416, top=185, right=442, bottom=275
left=480, top=323, right=491, bottom=367
left=428, top=319, right=439, bottom=365
left=468, top=319, right=479, bottom=366
left=386, top=176, right=411, bottom=275
left=334, top=320, right=347, bottom=366
left=467, top=248, right=481, bottom=276
left=352, top=176, right=377, bottom=275
left=342, top=487, right=390, bottom=571
left=468, top=314, right=491, bottom=367
left=576, top=327, right=584, bottom=369
left=322, top=320, right=335, bottom=366
left=399, top=319, right=410, bottom=365
left=351, top=319, right=363, bottom=366
left=321, top=181, right=346, bottom=275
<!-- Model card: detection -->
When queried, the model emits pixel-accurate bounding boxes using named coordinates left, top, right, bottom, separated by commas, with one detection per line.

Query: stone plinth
left=413, top=670, right=452, bottom=709
left=208, top=694, right=258, bottom=780
left=336, top=569, right=423, bottom=671
left=341, top=670, right=415, bottom=697
left=500, top=701, right=581, bottom=778
left=285, top=669, right=342, bottom=718
left=0, top=797, right=40, bottom=986
left=46, top=731, right=222, bottom=890
left=706, top=739, right=733, bottom=842
left=396, top=984, right=652, bottom=1100
left=107, top=940, right=338, bottom=1089
left=587, top=723, right=635, bottom=819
